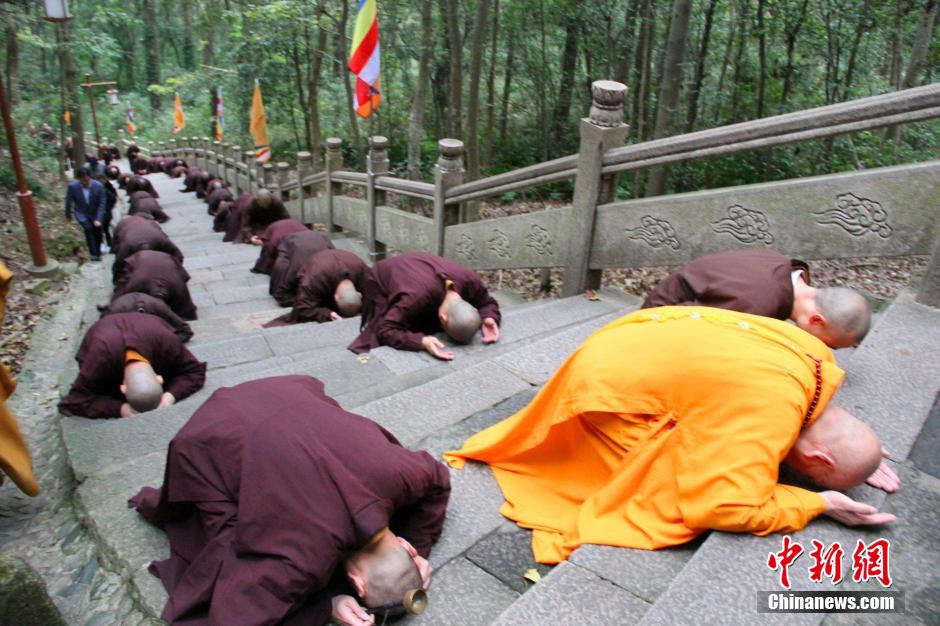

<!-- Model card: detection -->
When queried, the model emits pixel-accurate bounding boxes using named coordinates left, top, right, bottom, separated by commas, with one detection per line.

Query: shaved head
left=441, top=296, right=481, bottom=344
left=254, top=188, right=272, bottom=208
left=814, top=287, right=871, bottom=347
left=786, top=405, right=882, bottom=490
left=335, top=279, right=362, bottom=317
left=123, top=361, right=164, bottom=413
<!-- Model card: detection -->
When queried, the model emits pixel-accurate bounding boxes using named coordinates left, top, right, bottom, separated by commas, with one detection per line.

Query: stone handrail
left=102, top=80, right=940, bottom=306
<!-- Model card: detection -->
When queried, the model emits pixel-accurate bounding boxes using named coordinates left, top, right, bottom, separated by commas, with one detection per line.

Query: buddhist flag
left=250, top=79, right=271, bottom=163
left=63, top=110, right=71, bottom=126
left=172, top=94, right=185, bottom=134
left=349, top=0, right=381, bottom=118
left=214, top=87, right=224, bottom=142
left=126, top=102, right=137, bottom=135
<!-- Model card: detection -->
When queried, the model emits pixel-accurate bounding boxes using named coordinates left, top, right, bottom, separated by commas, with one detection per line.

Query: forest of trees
left=3, top=0, right=939, bottom=198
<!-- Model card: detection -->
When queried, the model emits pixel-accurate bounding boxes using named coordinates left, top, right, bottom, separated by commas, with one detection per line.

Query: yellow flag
left=172, top=94, right=185, bottom=134
left=250, top=80, right=270, bottom=163
left=63, top=110, right=71, bottom=126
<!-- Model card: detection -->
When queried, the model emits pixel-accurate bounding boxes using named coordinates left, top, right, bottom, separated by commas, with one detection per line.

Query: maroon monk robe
left=131, top=158, right=150, bottom=175
left=168, top=165, right=187, bottom=179
left=212, top=202, right=231, bottom=233
left=222, top=192, right=252, bottom=242
left=111, top=223, right=185, bottom=283
left=126, top=145, right=141, bottom=162
left=129, top=375, right=450, bottom=626
left=164, top=159, right=187, bottom=174
left=113, top=250, right=198, bottom=320
left=224, top=193, right=290, bottom=243
left=641, top=249, right=811, bottom=321
left=58, top=312, right=206, bottom=419
left=268, top=231, right=336, bottom=307
left=266, top=250, right=368, bottom=327
left=112, top=215, right=158, bottom=249
left=349, top=251, right=501, bottom=354
left=181, top=167, right=203, bottom=193
left=205, top=186, right=232, bottom=216
left=202, top=178, right=225, bottom=202
left=128, top=196, right=170, bottom=223
left=99, top=292, right=194, bottom=343
left=125, top=175, right=160, bottom=198
left=251, top=219, right=308, bottom=275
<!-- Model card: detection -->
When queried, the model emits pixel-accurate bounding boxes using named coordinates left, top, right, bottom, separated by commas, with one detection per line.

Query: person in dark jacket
left=64, top=167, right=107, bottom=261
left=96, top=173, right=118, bottom=250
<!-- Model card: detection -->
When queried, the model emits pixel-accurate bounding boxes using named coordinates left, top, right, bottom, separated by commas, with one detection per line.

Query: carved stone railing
left=99, top=81, right=940, bottom=306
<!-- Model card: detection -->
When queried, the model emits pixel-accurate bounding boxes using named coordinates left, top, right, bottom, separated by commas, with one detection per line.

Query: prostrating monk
left=130, top=375, right=449, bottom=626
left=250, top=218, right=308, bottom=275
left=126, top=144, right=141, bottom=163
left=113, top=250, right=198, bottom=320
left=349, top=252, right=501, bottom=360
left=180, top=166, right=203, bottom=193
left=267, top=230, right=336, bottom=307
left=202, top=177, right=225, bottom=201
left=205, top=185, right=232, bottom=216
left=445, top=306, right=897, bottom=564
left=267, top=249, right=368, bottom=327
left=112, top=214, right=157, bottom=249
left=128, top=195, right=170, bottom=223
left=111, top=221, right=184, bottom=282
left=212, top=200, right=231, bottom=233
left=643, top=249, right=871, bottom=348
left=125, top=175, right=159, bottom=198
left=223, top=189, right=289, bottom=244
left=163, top=158, right=187, bottom=175
left=99, top=292, right=194, bottom=343
left=59, top=312, right=206, bottom=419
left=132, top=156, right=151, bottom=175
left=168, top=165, right=187, bottom=179
left=0, top=263, right=40, bottom=496
left=194, top=172, right=217, bottom=199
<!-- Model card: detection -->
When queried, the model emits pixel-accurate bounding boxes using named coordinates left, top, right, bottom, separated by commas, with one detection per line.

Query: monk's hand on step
left=330, top=311, right=341, bottom=321
left=482, top=317, right=500, bottom=344
left=865, top=448, right=901, bottom=493
left=332, top=594, right=374, bottom=626
left=119, top=403, right=138, bottom=418
left=820, top=491, right=896, bottom=527
left=422, top=336, right=455, bottom=361
left=158, top=392, right=176, bottom=409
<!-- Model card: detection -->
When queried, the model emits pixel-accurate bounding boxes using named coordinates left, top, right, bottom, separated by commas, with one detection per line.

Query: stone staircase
left=58, top=171, right=940, bottom=625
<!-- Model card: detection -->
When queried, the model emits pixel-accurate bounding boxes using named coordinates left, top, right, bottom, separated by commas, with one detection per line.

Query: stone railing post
left=146, top=141, right=155, bottom=158
left=242, top=150, right=254, bottom=191
left=367, top=136, right=390, bottom=260
left=297, top=151, right=313, bottom=224
left=214, top=141, right=224, bottom=179
left=433, top=139, right=465, bottom=256
left=916, top=235, right=940, bottom=308
left=263, top=162, right=275, bottom=189
left=561, top=80, right=630, bottom=297
left=202, top=137, right=211, bottom=170
left=117, top=129, right=126, bottom=153
left=325, top=137, right=343, bottom=233
left=230, top=145, right=242, bottom=190
left=276, top=162, right=290, bottom=202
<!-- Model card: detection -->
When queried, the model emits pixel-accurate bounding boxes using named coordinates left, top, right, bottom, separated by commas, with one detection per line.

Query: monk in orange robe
left=445, top=306, right=894, bottom=564
left=0, top=263, right=39, bottom=496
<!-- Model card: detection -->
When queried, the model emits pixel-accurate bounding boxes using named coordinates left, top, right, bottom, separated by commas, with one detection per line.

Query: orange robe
left=0, top=263, right=39, bottom=496
left=444, top=306, right=841, bottom=563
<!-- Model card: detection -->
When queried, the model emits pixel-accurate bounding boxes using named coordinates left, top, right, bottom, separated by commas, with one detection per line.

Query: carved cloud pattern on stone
left=488, top=229, right=513, bottom=259
left=711, top=205, right=775, bottom=245
left=525, top=224, right=553, bottom=256
left=814, top=193, right=893, bottom=239
left=624, top=216, right=681, bottom=250
left=456, top=233, right=477, bottom=261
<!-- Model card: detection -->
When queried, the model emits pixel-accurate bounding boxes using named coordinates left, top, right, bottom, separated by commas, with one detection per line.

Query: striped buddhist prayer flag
left=172, top=94, right=185, bottom=134
left=249, top=80, right=271, bottom=163
left=214, top=87, right=224, bottom=142
left=126, top=102, right=137, bottom=135
left=349, top=0, right=381, bottom=118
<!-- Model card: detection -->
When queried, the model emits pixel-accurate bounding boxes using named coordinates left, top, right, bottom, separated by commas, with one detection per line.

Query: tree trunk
left=756, top=0, right=766, bottom=118
left=483, top=0, right=499, bottom=167
left=202, top=0, right=216, bottom=67
left=57, top=23, right=84, bottom=165
left=407, top=0, right=434, bottom=181
left=840, top=0, right=872, bottom=101
left=143, top=0, right=161, bottom=111
left=615, top=0, right=640, bottom=85
left=182, top=0, right=195, bottom=70
left=781, top=0, right=809, bottom=104
left=632, top=0, right=654, bottom=196
left=497, top=23, right=515, bottom=145
left=645, top=0, right=692, bottom=197
left=729, top=0, right=750, bottom=121
left=446, top=0, right=463, bottom=138
left=902, top=0, right=938, bottom=88
left=466, top=0, right=490, bottom=183
left=538, top=0, right=550, bottom=161
left=711, top=1, right=736, bottom=123
left=551, top=19, right=579, bottom=152
left=308, top=13, right=329, bottom=170
left=3, top=7, right=18, bottom=106
left=685, top=0, right=717, bottom=132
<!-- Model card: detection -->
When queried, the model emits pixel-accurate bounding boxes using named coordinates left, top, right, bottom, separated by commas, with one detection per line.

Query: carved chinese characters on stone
left=526, top=224, right=553, bottom=257
left=815, top=193, right=892, bottom=238
left=488, top=229, right=512, bottom=259
left=624, top=216, right=680, bottom=250
left=456, top=233, right=477, bottom=262
left=711, top=205, right=775, bottom=245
